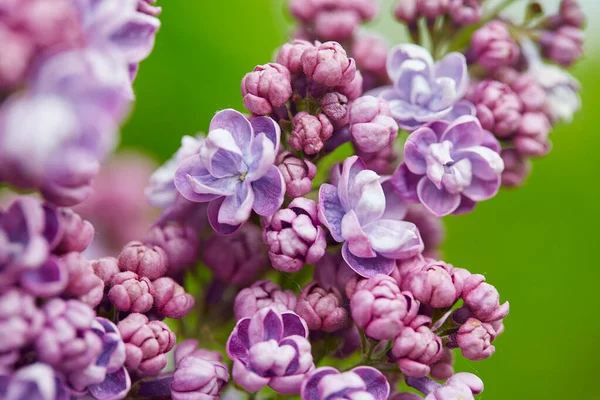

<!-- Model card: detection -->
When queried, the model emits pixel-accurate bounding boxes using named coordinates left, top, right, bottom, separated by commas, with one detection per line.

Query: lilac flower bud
left=118, top=241, right=168, bottom=280
left=392, top=323, right=443, bottom=377
left=471, top=21, right=520, bottom=70
left=277, top=40, right=315, bottom=75
left=226, top=308, right=314, bottom=394
left=302, top=41, right=356, bottom=87
left=301, top=366, right=390, bottom=400
left=0, top=289, right=44, bottom=356
left=290, top=112, right=334, bottom=155
left=394, top=0, right=418, bottom=24
left=234, top=280, right=297, bottom=321
left=462, top=274, right=509, bottom=322
left=54, top=208, right=94, bottom=254
left=401, top=260, right=462, bottom=308
left=276, top=151, right=317, bottom=198
left=262, top=197, right=327, bottom=273
left=145, top=222, right=200, bottom=273
left=241, top=63, right=293, bottom=115
left=202, top=224, right=268, bottom=286
left=419, top=0, right=449, bottom=19
left=171, top=346, right=230, bottom=400
left=36, top=299, right=102, bottom=373
left=138, top=0, right=162, bottom=16
left=514, top=112, right=552, bottom=157
left=108, top=271, right=155, bottom=313
left=118, top=313, right=176, bottom=375
left=61, top=252, right=104, bottom=307
left=541, top=26, right=584, bottom=67
left=448, top=0, right=481, bottom=26
left=429, top=348, right=454, bottom=380
left=313, top=10, right=361, bottom=43
left=349, top=96, right=398, bottom=153
left=321, top=92, right=349, bottom=122
left=560, top=0, right=585, bottom=28
left=500, top=149, right=531, bottom=187
left=455, top=318, right=496, bottom=361
left=90, top=257, right=120, bottom=285
left=350, top=274, right=419, bottom=340
left=352, top=33, right=390, bottom=85
left=336, top=69, right=364, bottom=101
left=510, top=74, right=547, bottom=112
left=295, top=282, right=349, bottom=332
left=152, top=277, right=195, bottom=319
left=468, top=80, right=523, bottom=138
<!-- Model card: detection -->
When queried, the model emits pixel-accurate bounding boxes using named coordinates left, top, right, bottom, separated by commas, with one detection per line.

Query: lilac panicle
left=301, top=366, right=390, bottom=400
left=276, top=151, right=317, bottom=198
left=349, top=96, right=398, bottom=153
left=241, top=63, right=293, bottom=115
left=152, top=276, right=195, bottom=319
left=373, top=44, right=471, bottom=131
left=234, top=280, right=297, bottom=321
left=174, top=109, right=285, bottom=234
left=295, top=282, right=349, bottom=332
left=117, top=313, right=175, bottom=375
left=108, top=271, right=154, bottom=313
left=262, top=197, right=327, bottom=273
left=202, top=223, right=268, bottom=286
left=392, top=116, right=504, bottom=217
left=226, top=308, right=314, bottom=394
left=350, top=274, right=419, bottom=340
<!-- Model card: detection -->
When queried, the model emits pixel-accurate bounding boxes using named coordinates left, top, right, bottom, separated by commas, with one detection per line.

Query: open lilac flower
left=0, top=363, right=68, bottom=400
left=373, top=44, right=472, bottom=131
left=405, top=373, right=484, bottom=400
left=226, top=308, right=314, bottom=394
left=301, top=366, right=390, bottom=400
left=318, top=156, right=423, bottom=277
left=175, top=109, right=285, bottom=234
left=392, top=116, right=504, bottom=217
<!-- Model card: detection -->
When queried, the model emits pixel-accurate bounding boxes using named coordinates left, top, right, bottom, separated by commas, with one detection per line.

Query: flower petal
left=417, top=177, right=461, bottom=217
left=218, top=182, right=254, bottom=226
left=200, top=129, right=244, bottom=178
left=440, top=116, right=484, bottom=150
left=391, top=163, right=420, bottom=204
left=251, top=165, right=285, bottom=216
left=341, top=242, right=396, bottom=278
left=362, top=219, right=423, bottom=259
left=282, top=312, right=309, bottom=339
left=337, top=156, right=366, bottom=212
left=88, top=367, right=131, bottom=400
left=387, top=44, right=434, bottom=83
left=232, top=360, right=270, bottom=393
left=251, top=116, right=281, bottom=153
left=462, top=176, right=501, bottom=202
left=341, top=210, right=377, bottom=259
left=20, top=256, right=68, bottom=297
left=455, top=146, right=504, bottom=180
left=352, top=367, right=391, bottom=400
left=245, top=133, right=276, bottom=182
left=381, top=178, right=407, bottom=220
left=318, top=184, right=345, bottom=242
left=109, top=13, right=160, bottom=63
left=174, top=156, right=236, bottom=202
left=348, top=170, right=385, bottom=225
left=404, top=127, right=438, bottom=175
left=435, top=52, right=469, bottom=98
left=209, top=109, right=253, bottom=154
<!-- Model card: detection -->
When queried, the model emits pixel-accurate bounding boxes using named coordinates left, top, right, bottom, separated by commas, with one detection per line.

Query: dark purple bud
left=118, top=240, right=168, bottom=280
left=321, top=92, right=349, bottom=122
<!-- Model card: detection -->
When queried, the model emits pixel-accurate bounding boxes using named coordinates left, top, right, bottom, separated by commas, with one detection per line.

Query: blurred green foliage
left=123, top=1, right=600, bottom=398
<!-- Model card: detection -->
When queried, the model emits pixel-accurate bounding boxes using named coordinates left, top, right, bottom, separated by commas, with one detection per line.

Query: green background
left=123, top=1, right=600, bottom=398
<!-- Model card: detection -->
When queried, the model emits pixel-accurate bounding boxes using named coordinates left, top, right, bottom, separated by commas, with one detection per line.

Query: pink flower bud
left=321, top=92, right=349, bottom=122
left=61, top=252, right=104, bottom=307
left=349, top=96, right=398, bottom=153
left=352, top=33, right=389, bottom=82
left=560, top=0, right=585, bottom=28
left=541, top=26, right=583, bottom=67
left=468, top=80, right=523, bottom=138
left=90, top=257, right=120, bottom=285
left=419, top=0, right=449, bottom=19
left=302, top=41, right=356, bottom=87
left=108, top=271, right=154, bottom=313
left=350, top=274, right=419, bottom=340
left=152, top=277, right=195, bottom=319
left=462, top=274, right=509, bottom=322
left=233, top=280, right=297, bottom=320
left=500, top=149, right=531, bottom=188
left=118, top=241, right=168, bottom=280
left=241, top=63, right=292, bottom=115
left=401, top=260, right=461, bottom=308
left=456, top=318, right=496, bottom=361
left=514, top=112, right=552, bottom=157
left=0, top=289, right=44, bottom=354
left=277, top=40, right=315, bottom=75
left=313, top=10, right=361, bottom=42
left=276, top=151, right=317, bottom=198
left=290, top=112, right=334, bottom=155
left=471, top=21, right=520, bottom=70
left=336, top=69, right=364, bottom=101
left=145, top=222, right=200, bottom=273
left=448, top=0, right=481, bottom=26
left=118, top=313, right=175, bottom=375
left=54, top=208, right=94, bottom=254
left=429, top=348, right=454, bottom=380
left=394, top=0, right=418, bottom=24
left=392, top=323, right=443, bottom=378
left=295, top=282, right=349, bottom=332
left=510, top=74, right=546, bottom=112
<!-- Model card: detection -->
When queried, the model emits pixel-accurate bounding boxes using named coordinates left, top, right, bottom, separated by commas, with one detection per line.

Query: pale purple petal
left=251, top=165, right=285, bottom=216
left=440, top=116, right=484, bottom=150
left=417, top=178, right=461, bottom=217
left=174, top=156, right=234, bottom=202
left=435, top=53, right=469, bottom=98
left=446, top=100, right=476, bottom=122
left=381, top=179, right=407, bottom=220
left=404, top=127, right=438, bottom=175
left=462, top=176, right=501, bottom=202
left=341, top=211, right=377, bottom=259
left=363, top=219, right=423, bottom=259
left=347, top=170, right=385, bottom=225
left=209, top=109, right=253, bottom=154
left=251, top=116, right=281, bottom=152
left=391, top=163, right=420, bottom=204
left=318, top=184, right=345, bottom=242
left=301, top=368, right=339, bottom=400
left=342, top=242, right=396, bottom=278
left=200, top=129, right=244, bottom=178
left=455, top=147, right=504, bottom=181
left=207, top=198, right=242, bottom=235
left=387, top=44, right=434, bottom=83
left=245, top=133, right=276, bottom=182
left=218, top=183, right=255, bottom=226
left=232, top=360, right=270, bottom=392
left=109, top=13, right=160, bottom=63
left=337, top=156, right=366, bottom=212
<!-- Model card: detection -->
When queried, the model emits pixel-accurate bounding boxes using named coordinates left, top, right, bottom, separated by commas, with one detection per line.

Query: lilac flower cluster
left=0, top=0, right=586, bottom=399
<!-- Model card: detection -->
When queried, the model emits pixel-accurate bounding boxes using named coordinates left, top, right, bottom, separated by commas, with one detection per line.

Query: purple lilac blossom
left=405, top=373, right=484, bottom=400
left=371, top=44, right=471, bottom=131
left=392, top=116, right=504, bottom=217
left=0, top=363, right=68, bottom=400
left=318, top=156, right=423, bottom=277
left=301, top=366, right=390, bottom=400
left=175, top=109, right=285, bottom=234
left=226, top=308, right=314, bottom=394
